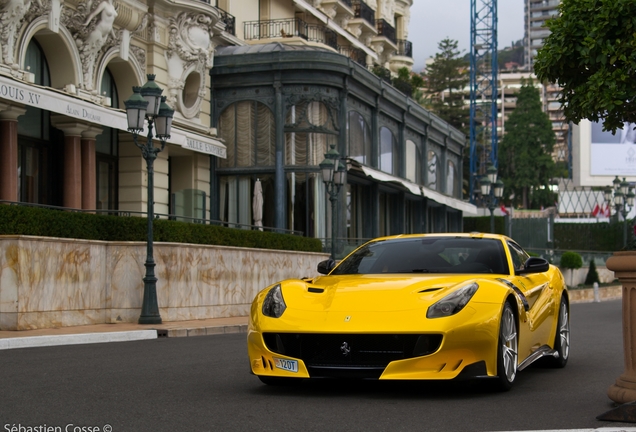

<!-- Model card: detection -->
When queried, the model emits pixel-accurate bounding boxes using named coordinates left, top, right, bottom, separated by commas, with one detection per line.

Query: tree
left=391, top=67, right=425, bottom=99
left=534, top=0, right=636, bottom=134
left=585, top=258, right=600, bottom=286
left=423, top=38, right=469, bottom=133
left=498, top=80, right=556, bottom=209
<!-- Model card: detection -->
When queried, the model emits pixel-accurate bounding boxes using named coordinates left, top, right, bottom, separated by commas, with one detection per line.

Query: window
left=96, top=68, right=119, bottom=210
left=405, top=139, right=421, bottom=184
left=446, top=160, right=456, bottom=196
left=427, top=151, right=438, bottom=190
left=218, top=101, right=275, bottom=168
left=18, top=39, right=55, bottom=205
left=379, top=127, right=397, bottom=175
left=347, top=111, right=371, bottom=165
left=285, top=101, right=334, bottom=166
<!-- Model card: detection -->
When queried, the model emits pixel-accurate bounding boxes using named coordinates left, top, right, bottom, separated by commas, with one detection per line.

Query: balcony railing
left=307, top=25, right=338, bottom=50
left=244, top=18, right=309, bottom=41
left=339, top=45, right=367, bottom=66
left=397, top=39, right=412, bottom=58
left=352, top=0, right=375, bottom=27
left=376, top=19, right=396, bottom=44
left=338, top=0, right=353, bottom=7
left=215, top=7, right=236, bottom=36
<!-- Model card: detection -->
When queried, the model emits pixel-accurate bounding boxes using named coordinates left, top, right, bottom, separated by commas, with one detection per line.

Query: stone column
left=80, top=126, right=102, bottom=210
left=0, top=103, right=26, bottom=202
left=51, top=117, right=92, bottom=209
left=606, top=251, right=636, bottom=404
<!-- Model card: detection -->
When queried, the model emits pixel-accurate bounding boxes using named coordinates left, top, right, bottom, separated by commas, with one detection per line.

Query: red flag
left=500, top=204, right=509, bottom=215
left=592, top=204, right=600, bottom=217
left=604, top=204, right=611, bottom=217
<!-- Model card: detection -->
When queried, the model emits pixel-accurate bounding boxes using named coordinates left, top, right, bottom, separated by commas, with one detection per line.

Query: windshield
left=332, top=237, right=509, bottom=275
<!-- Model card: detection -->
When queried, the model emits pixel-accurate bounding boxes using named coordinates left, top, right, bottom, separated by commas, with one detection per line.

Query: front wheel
left=495, top=302, right=518, bottom=391
left=545, top=296, right=570, bottom=368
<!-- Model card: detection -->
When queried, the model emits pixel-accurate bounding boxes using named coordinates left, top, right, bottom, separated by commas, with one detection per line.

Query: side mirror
left=317, top=259, right=336, bottom=275
left=516, top=257, right=550, bottom=275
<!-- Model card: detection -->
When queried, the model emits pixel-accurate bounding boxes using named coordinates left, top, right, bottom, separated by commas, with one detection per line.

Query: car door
left=507, top=241, right=555, bottom=356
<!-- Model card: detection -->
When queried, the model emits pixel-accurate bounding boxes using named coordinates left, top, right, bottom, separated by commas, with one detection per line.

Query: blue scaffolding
left=469, top=0, right=498, bottom=203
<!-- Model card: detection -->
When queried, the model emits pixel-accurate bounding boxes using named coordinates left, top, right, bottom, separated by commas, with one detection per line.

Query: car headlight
left=262, top=284, right=286, bottom=318
left=426, top=282, right=479, bottom=319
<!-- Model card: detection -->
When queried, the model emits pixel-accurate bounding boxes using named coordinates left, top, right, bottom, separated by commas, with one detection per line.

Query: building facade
left=0, top=0, right=474, bottom=255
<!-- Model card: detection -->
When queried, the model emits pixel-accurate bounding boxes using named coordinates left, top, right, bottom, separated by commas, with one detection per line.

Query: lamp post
left=478, top=164, right=504, bottom=234
left=604, top=176, right=635, bottom=249
left=320, top=144, right=346, bottom=260
left=124, top=74, right=174, bottom=325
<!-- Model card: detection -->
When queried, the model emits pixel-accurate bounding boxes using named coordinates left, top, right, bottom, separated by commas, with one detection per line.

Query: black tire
left=258, top=376, right=303, bottom=386
left=495, top=302, right=518, bottom=391
left=545, top=296, right=570, bottom=368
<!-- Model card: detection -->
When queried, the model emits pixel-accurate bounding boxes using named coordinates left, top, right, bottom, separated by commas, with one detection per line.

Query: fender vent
left=308, top=287, right=324, bottom=293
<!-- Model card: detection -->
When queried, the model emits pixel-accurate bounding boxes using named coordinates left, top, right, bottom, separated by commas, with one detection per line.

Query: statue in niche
left=79, top=0, right=117, bottom=90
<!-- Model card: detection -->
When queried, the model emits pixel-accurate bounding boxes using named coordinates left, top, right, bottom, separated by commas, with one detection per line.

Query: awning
left=355, top=164, right=478, bottom=214
left=0, top=75, right=226, bottom=158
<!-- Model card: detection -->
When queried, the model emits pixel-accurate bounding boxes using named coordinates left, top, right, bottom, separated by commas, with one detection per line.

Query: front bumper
left=248, top=304, right=501, bottom=380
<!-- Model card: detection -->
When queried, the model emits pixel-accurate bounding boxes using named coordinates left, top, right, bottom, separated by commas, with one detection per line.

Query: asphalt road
left=0, top=300, right=631, bottom=432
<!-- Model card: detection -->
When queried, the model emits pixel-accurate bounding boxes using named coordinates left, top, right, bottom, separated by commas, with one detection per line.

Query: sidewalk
left=0, top=285, right=622, bottom=350
left=0, top=316, right=248, bottom=350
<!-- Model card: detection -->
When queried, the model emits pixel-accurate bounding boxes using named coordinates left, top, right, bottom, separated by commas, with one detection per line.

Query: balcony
left=318, top=0, right=354, bottom=26
left=352, top=0, right=375, bottom=27
left=215, top=7, right=235, bottom=36
left=339, top=45, right=367, bottom=66
left=243, top=19, right=338, bottom=51
left=308, top=25, right=338, bottom=50
left=396, top=39, right=412, bottom=58
left=376, top=19, right=396, bottom=44
left=244, top=18, right=309, bottom=41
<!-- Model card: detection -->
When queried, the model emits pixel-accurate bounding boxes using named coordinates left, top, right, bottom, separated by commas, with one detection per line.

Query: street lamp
left=604, top=176, right=635, bottom=248
left=477, top=164, right=504, bottom=234
left=320, top=143, right=346, bottom=260
left=124, top=74, right=175, bottom=324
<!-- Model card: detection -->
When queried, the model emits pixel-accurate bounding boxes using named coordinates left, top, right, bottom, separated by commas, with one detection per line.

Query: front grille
left=263, top=333, right=442, bottom=369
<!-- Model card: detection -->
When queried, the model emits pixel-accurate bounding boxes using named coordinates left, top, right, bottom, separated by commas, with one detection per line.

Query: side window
left=507, top=242, right=529, bottom=271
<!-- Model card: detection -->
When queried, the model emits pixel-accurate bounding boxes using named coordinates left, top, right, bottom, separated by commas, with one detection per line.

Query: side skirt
left=517, top=344, right=558, bottom=371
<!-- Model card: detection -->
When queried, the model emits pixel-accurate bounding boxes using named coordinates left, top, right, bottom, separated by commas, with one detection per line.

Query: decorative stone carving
left=346, top=22, right=362, bottom=39
left=0, top=0, right=44, bottom=68
left=81, top=0, right=117, bottom=90
left=165, top=12, right=217, bottom=119
left=129, top=44, right=146, bottom=76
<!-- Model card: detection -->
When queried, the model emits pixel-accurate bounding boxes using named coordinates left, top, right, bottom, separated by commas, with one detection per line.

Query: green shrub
left=560, top=251, right=583, bottom=270
left=584, top=259, right=600, bottom=285
left=0, top=205, right=323, bottom=253
left=463, top=216, right=506, bottom=235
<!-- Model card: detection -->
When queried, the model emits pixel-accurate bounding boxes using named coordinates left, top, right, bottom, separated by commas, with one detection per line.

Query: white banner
left=590, top=119, right=636, bottom=175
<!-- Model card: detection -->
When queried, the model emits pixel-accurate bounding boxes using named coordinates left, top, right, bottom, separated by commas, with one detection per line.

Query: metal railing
left=351, top=0, right=375, bottom=27
left=0, top=200, right=303, bottom=236
left=338, top=45, right=367, bottom=66
left=215, top=7, right=236, bottom=36
left=376, top=19, right=396, bottom=44
left=244, top=18, right=308, bottom=41
left=307, top=25, right=338, bottom=50
left=340, top=0, right=353, bottom=7
left=397, top=39, right=412, bottom=58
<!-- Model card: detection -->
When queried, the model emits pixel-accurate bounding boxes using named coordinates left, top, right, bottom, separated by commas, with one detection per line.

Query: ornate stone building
left=0, top=0, right=473, bottom=253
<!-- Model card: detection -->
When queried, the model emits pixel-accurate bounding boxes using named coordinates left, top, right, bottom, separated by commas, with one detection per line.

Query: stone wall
left=0, top=236, right=328, bottom=330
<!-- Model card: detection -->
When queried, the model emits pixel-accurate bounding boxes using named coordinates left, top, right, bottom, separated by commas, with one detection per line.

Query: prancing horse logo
left=341, top=342, right=351, bottom=356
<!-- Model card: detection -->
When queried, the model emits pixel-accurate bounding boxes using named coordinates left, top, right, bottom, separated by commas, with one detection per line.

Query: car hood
left=282, top=274, right=505, bottom=313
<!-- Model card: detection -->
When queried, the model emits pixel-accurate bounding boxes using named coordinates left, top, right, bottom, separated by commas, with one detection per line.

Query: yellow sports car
left=247, top=233, right=569, bottom=390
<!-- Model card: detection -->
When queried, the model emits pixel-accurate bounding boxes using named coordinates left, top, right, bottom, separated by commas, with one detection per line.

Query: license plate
left=273, top=357, right=298, bottom=373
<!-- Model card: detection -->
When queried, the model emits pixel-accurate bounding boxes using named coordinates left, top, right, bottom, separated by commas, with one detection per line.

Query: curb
left=0, top=330, right=157, bottom=350
left=0, top=325, right=249, bottom=350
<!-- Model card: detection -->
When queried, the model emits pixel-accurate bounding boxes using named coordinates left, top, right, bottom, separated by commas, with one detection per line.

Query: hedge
left=0, top=205, right=323, bottom=253
left=463, top=216, right=506, bottom=235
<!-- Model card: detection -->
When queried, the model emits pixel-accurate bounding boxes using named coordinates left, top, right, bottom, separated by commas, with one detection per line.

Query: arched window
left=427, top=150, right=438, bottom=190
left=347, top=111, right=371, bottom=165
left=379, top=127, right=397, bottom=175
left=405, top=139, right=421, bottom=184
left=17, top=39, right=53, bottom=204
left=446, top=160, right=457, bottom=196
left=218, top=101, right=275, bottom=168
left=96, top=67, right=119, bottom=210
